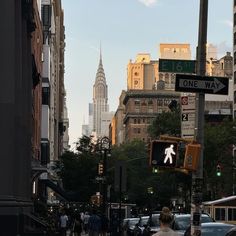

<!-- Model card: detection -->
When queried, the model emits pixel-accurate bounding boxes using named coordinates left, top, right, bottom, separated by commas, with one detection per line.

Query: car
left=225, top=226, right=236, bottom=236
left=147, top=213, right=161, bottom=235
left=184, top=222, right=235, bottom=236
left=123, top=217, right=141, bottom=236
left=171, top=213, right=214, bottom=235
left=138, top=215, right=150, bottom=233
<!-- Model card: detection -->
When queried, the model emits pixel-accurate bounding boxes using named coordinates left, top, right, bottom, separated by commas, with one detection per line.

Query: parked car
left=138, top=216, right=149, bottom=233
left=225, top=226, right=236, bottom=236
left=184, top=222, right=235, bottom=236
left=171, top=213, right=214, bottom=235
left=147, top=213, right=161, bottom=235
left=123, top=217, right=141, bottom=236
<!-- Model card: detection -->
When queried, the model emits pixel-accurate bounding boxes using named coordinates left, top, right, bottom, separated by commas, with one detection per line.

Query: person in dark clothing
left=88, top=209, right=101, bottom=236
left=73, top=215, right=83, bottom=236
left=100, top=214, right=109, bottom=236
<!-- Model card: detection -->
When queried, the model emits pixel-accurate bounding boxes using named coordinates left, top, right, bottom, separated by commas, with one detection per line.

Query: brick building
left=123, top=90, right=180, bottom=142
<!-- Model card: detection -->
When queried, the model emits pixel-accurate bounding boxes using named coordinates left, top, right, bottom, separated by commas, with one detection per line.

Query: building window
left=164, top=99, right=170, bottom=106
left=234, top=13, right=236, bottom=26
left=234, top=52, right=236, bottom=65
left=234, top=91, right=236, bottom=103
left=234, top=33, right=236, bottom=46
left=215, top=208, right=225, bottom=221
left=143, top=118, right=145, bottom=123
left=159, top=74, right=163, bottom=80
left=228, top=208, right=236, bottom=221
left=134, top=72, right=139, bottom=76
left=134, top=119, right=137, bottom=124
left=42, top=87, right=50, bottom=105
left=138, top=119, right=141, bottom=124
left=234, top=71, right=236, bottom=84
left=165, top=73, right=169, bottom=82
left=157, top=98, right=163, bottom=106
left=135, top=100, right=140, bottom=112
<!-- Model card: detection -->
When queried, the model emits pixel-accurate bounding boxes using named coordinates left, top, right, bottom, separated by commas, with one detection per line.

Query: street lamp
left=96, top=136, right=111, bottom=215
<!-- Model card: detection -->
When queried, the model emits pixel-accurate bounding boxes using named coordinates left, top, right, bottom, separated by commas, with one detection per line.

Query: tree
left=148, top=107, right=181, bottom=139
left=57, top=136, right=100, bottom=202
left=203, top=119, right=236, bottom=199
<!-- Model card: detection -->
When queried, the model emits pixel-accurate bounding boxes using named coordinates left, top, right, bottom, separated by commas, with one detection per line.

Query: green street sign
left=159, top=59, right=196, bottom=74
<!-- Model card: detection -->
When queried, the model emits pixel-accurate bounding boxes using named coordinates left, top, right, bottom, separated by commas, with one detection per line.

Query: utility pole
left=191, top=0, right=208, bottom=235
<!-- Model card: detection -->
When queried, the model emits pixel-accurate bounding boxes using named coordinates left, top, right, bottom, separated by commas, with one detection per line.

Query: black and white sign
left=150, top=140, right=178, bottom=168
left=175, top=74, right=229, bottom=95
left=181, top=94, right=196, bottom=139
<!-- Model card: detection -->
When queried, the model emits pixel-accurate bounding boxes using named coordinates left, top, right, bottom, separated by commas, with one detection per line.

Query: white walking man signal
left=164, top=144, right=176, bottom=164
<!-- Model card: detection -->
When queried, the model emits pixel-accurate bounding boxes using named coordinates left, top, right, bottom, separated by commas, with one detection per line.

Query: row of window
left=134, top=99, right=174, bottom=107
left=215, top=208, right=236, bottom=221
left=133, top=118, right=152, bottom=124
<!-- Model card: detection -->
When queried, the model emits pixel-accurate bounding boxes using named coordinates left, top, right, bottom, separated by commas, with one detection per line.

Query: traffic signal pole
left=191, top=0, right=208, bottom=235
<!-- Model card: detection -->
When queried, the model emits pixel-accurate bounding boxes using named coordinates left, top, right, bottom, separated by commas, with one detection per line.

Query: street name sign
left=159, top=59, right=196, bottom=73
left=175, top=74, right=229, bottom=95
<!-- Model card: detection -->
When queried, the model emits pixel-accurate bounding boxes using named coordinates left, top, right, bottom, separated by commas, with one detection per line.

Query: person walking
left=152, top=207, right=179, bottom=236
left=83, top=211, right=90, bottom=234
left=59, top=210, right=69, bottom=236
left=72, top=214, right=83, bottom=236
left=100, top=214, right=109, bottom=236
left=88, top=209, right=101, bottom=236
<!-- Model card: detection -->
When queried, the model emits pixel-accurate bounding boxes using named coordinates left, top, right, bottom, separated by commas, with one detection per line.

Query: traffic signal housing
left=98, top=162, right=104, bottom=175
left=184, top=143, right=201, bottom=171
left=150, top=140, right=178, bottom=168
left=216, top=164, right=221, bottom=177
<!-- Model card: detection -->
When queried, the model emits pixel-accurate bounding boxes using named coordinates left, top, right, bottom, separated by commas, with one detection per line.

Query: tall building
left=93, top=52, right=112, bottom=137
left=159, top=43, right=191, bottom=60
left=127, top=53, right=158, bottom=90
left=123, top=90, right=180, bottom=142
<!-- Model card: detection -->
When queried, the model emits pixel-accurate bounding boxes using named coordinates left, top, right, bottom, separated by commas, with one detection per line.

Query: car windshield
left=150, top=214, right=160, bottom=227
left=129, top=218, right=140, bottom=227
left=175, top=215, right=213, bottom=230
left=140, top=217, right=149, bottom=227
left=202, top=225, right=235, bottom=236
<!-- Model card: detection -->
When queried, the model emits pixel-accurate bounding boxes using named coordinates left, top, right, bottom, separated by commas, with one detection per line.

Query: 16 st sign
left=175, top=74, right=229, bottom=95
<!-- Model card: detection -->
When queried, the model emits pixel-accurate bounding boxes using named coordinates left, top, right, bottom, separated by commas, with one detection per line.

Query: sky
left=61, top=0, right=233, bottom=148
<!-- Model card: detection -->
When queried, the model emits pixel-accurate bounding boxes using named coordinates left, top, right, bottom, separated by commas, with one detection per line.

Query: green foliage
left=148, top=107, right=181, bottom=139
left=203, top=119, right=236, bottom=199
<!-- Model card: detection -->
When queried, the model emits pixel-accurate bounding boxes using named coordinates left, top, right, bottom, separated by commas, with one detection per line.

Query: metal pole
left=191, top=0, right=208, bottom=235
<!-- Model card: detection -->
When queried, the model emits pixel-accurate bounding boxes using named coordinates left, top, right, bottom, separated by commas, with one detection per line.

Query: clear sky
left=61, top=0, right=233, bottom=148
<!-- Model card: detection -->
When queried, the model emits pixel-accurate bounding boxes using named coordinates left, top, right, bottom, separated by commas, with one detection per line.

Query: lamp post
left=96, top=136, right=111, bottom=215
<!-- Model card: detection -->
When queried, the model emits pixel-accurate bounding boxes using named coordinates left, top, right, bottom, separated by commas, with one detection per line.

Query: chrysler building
left=92, top=51, right=113, bottom=137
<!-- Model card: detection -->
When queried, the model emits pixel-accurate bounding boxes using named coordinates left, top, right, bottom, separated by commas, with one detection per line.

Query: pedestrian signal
left=216, top=164, right=221, bottom=177
left=184, top=143, right=201, bottom=171
left=150, top=140, right=178, bottom=167
left=98, top=163, right=104, bottom=175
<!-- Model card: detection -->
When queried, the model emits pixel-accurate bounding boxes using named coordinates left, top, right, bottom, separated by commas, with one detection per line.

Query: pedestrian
left=72, top=214, right=83, bottom=236
left=152, top=207, right=179, bottom=236
left=88, top=209, right=101, bottom=236
left=100, top=214, right=109, bottom=236
left=59, top=209, right=69, bottom=236
left=83, top=211, right=90, bottom=234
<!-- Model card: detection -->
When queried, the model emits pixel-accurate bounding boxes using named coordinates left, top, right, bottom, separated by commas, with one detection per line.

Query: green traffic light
left=152, top=167, right=158, bottom=173
left=217, top=171, right=221, bottom=177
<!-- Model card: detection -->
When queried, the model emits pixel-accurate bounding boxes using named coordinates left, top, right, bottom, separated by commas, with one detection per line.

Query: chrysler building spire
left=93, top=49, right=109, bottom=137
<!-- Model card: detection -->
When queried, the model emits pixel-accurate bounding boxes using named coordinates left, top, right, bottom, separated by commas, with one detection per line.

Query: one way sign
left=175, top=74, right=229, bottom=95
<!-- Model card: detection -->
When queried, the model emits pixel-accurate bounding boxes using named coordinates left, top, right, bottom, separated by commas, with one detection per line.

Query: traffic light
left=216, top=164, right=221, bottom=177
left=184, top=143, right=201, bottom=171
left=150, top=140, right=178, bottom=168
left=147, top=187, right=154, bottom=194
left=98, top=162, right=104, bottom=175
left=152, top=167, right=158, bottom=173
